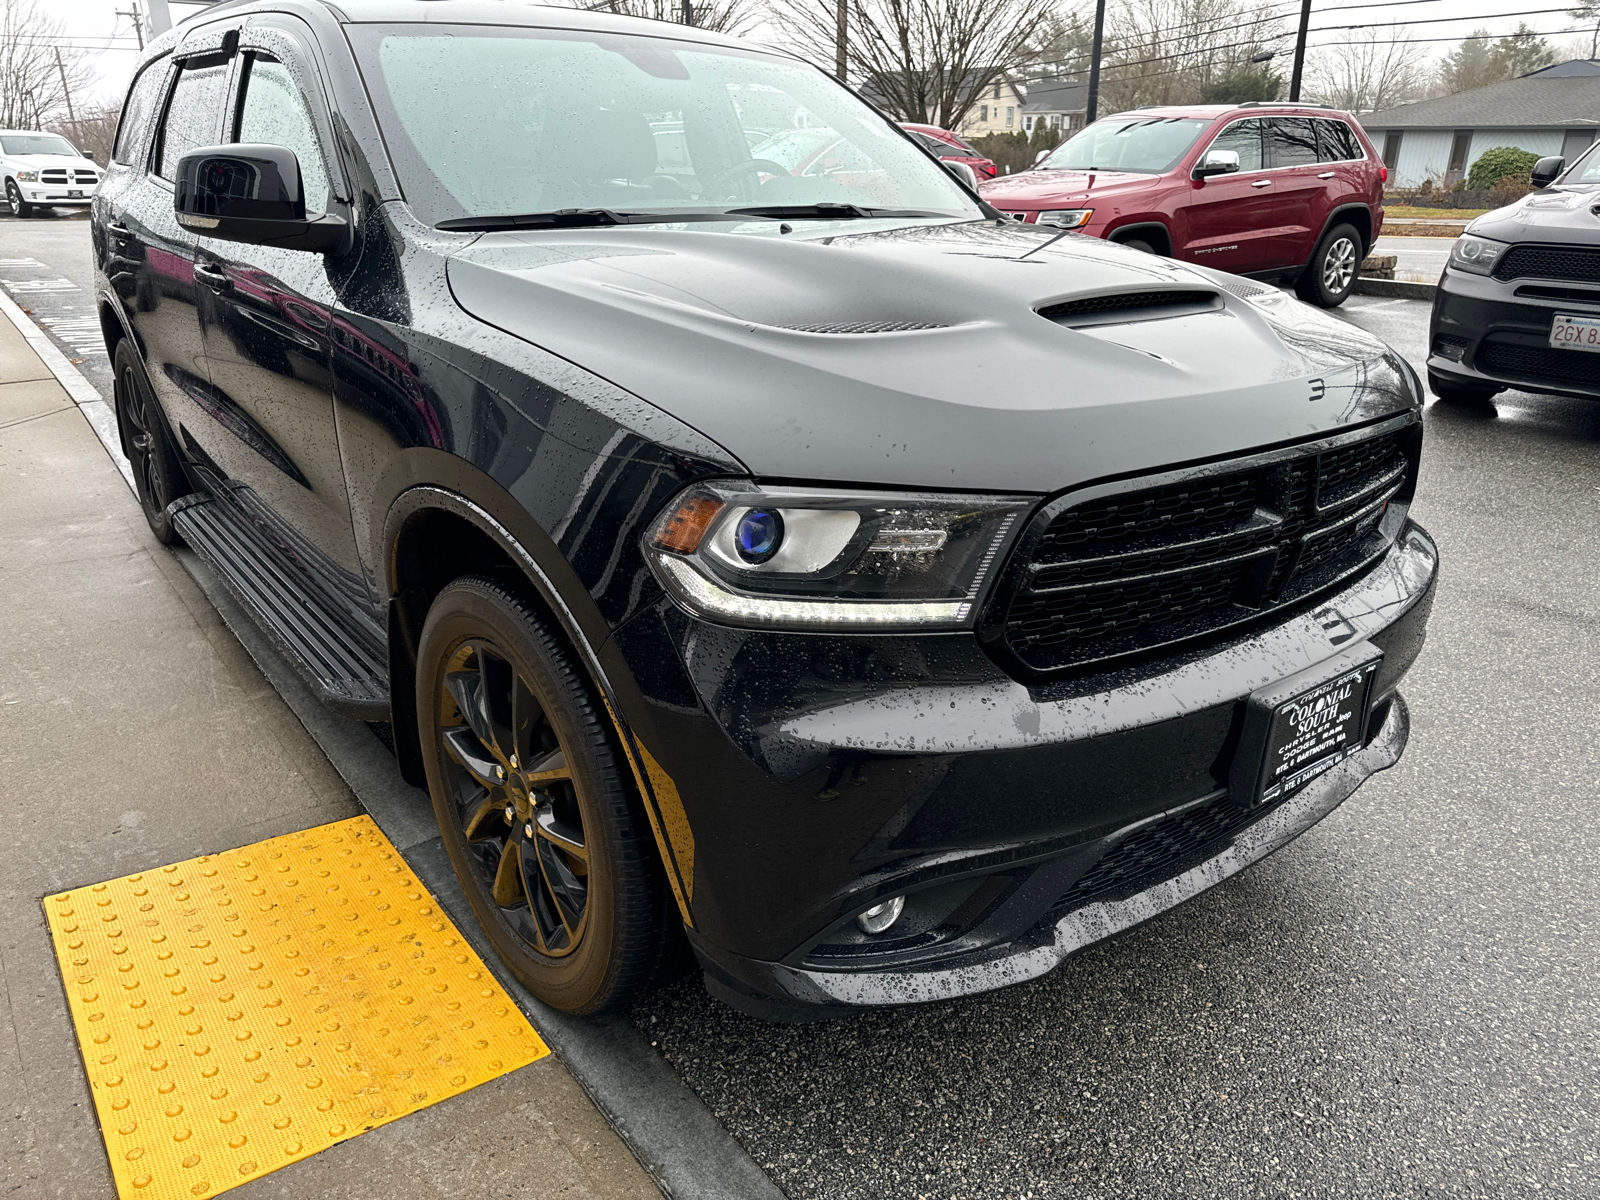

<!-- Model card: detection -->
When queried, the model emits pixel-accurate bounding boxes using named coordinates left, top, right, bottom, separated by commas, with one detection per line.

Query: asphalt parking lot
left=3, top=213, right=1597, bottom=1200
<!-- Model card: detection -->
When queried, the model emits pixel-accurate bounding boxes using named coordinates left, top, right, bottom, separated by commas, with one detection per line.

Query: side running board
left=170, top=493, right=391, bottom=721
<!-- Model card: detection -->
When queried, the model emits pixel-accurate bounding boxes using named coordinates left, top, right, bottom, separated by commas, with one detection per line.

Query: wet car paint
left=93, top=0, right=1436, bottom=1016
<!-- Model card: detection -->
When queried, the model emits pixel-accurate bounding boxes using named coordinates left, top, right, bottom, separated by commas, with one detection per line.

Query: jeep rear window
left=1036, top=117, right=1209, bottom=174
left=347, top=24, right=978, bottom=227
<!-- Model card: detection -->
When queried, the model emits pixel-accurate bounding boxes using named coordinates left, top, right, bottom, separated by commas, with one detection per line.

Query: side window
left=1267, top=118, right=1320, bottom=169
left=233, top=53, right=331, bottom=216
left=112, top=57, right=171, bottom=166
left=156, top=55, right=232, bottom=180
left=1207, top=118, right=1263, bottom=171
left=1316, top=119, right=1361, bottom=162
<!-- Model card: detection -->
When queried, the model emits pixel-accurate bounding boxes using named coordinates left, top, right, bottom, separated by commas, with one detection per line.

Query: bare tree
left=1303, top=29, right=1430, bottom=113
left=565, top=0, right=759, bottom=36
left=50, top=105, right=119, bottom=163
left=772, top=0, right=1059, bottom=128
left=0, top=0, right=94, bottom=130
left=1574, top=5, right=1600, bottom=60
left=1097, top=0, right=1287, bottom=111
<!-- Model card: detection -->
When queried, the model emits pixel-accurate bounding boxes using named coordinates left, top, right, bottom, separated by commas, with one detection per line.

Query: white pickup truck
left=1, top=130, right=102, bottom=217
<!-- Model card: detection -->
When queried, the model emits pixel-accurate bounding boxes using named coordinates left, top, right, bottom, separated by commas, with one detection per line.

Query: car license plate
left=1256, top=665, right=1376, bottom=804
left=67, top=189, right=82, bottom=198
left=1550, top=313, right=1600, bottom=353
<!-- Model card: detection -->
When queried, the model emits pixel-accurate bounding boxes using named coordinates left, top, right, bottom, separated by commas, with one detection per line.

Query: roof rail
left=1236, top=100, right=1339, bottom=110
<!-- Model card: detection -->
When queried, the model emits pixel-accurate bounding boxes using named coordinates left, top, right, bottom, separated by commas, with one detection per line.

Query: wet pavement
left=1372, top=235, right=1453, bottom=285
left=3, top=213, right=1595, bottom=1200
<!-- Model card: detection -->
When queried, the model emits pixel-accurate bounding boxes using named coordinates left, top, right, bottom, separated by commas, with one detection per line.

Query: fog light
left=856, top=895, right=905, bottom=935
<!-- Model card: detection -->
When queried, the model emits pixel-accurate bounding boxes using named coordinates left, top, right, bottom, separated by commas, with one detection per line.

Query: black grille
left=784, top=320, right=948, bottom=333
left=1051, top=795, right=1260, bottom=912
left=1040, top=290, right=1218, bottom=324
left=996, top=428, right=1413, bottom=673
left=1492, top=245, right=1600, bottom=284
left=1477, top=337, right=1600, bottom=387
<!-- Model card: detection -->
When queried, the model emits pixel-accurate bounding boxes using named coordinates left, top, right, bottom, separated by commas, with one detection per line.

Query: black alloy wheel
left=112, top=339, right=190, bottom=543
left=1296, top=222, right=1361, bottom=308
left=417, top=575, right=673, bottom=1013
left=6, top=179, right=32, bottom=218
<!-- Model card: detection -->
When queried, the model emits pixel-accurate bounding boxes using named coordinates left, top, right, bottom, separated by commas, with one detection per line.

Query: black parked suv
left=1429, top=140, right=1600, bottom=403
left=96, top=0, right=1437, bottom=1020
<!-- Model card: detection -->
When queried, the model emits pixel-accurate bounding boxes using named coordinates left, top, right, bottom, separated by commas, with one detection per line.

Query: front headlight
left=15, top=170, right=37, bottom=182
left=1036, top=209, right=1092, bottom=229
left=644, top=481, right=1035, bottom=631
left=1448, top=234, right=1507, bottom=276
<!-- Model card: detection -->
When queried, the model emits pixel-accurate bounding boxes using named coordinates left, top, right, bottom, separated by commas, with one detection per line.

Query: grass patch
left=1384, top=205, right=1490, bottom=219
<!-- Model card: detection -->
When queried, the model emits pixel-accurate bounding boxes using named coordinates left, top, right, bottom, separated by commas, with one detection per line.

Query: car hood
left=979, top=169, right=1155, bottom=208
left=446, top=220, right=1416, bottom=493
left=8, top=153, right=94, bottom=170
left=1468, top=185, right=1600, bottom=246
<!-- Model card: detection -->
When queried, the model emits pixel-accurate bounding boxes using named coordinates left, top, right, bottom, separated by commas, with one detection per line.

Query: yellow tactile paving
left=44, top=815, right=548, bottom=1200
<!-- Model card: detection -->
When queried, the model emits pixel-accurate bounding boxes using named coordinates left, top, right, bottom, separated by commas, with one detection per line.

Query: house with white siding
left=1360, top=60, right=1600, bottom=189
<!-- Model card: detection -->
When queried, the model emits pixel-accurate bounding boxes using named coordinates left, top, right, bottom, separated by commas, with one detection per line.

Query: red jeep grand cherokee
left=980, top=104, right=1385, bottom=307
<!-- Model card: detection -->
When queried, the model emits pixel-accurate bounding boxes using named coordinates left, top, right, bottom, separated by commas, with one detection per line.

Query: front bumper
left=1429, top=266, right=1600, bottom=400
left=606, top=521, right=1437, bottom=1018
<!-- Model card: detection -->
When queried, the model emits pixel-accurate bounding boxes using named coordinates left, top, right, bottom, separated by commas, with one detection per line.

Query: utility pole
left=681, top=0, right=693, bottom=26
left=53, top=47, right=78, bottom=136
left=118, top=4, right=146, bottom=51
left=1288, top=0, right=1313, bottom=102
left=835, top=0, right=847, bottom=83
left=1085, top=0, right=1106, bottom=125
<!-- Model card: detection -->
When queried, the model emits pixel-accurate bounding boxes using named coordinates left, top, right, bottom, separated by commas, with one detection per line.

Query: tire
left=1428, top=369, right=1500, bottom=405
left=6, top=179, right=33, bottom=218
left=1295, top=222, right=1362, bottom=307
left=1118, top=237, right=1156, bottom=254
left=417, top=575, right=674, bottom=1014
left=112, top=339, right=191, bottom=543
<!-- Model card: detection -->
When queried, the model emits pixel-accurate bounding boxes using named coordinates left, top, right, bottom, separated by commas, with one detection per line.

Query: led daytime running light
left=655, top=555, right=973, bottom=629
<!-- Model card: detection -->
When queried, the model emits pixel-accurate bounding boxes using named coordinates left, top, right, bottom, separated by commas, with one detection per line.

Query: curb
left=0, top=285, right=786, bottom=1200
left=1354, top=277, right=1436, bottom=300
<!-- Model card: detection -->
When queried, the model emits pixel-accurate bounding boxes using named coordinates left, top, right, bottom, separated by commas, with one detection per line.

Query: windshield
left=2, top=134, right=78, bottom=157
left=1037, top=117, right=1211, bottom=174
left=348, top=25, right=977, bottom=227
left=1570, top=140, right=1600, bottom=183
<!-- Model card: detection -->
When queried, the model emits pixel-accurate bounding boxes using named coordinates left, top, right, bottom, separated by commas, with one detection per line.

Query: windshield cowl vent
left=782, top=320, right=950, bottom=334
left=1039, top=289, right=1222, bottom=328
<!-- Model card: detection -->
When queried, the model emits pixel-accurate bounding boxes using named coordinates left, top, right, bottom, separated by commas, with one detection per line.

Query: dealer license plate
left=67, top=189, right=82, bottom=198
left=1550, top=313, right=1600, bottom=353
left=1257, top=666, right=1374, bottom=804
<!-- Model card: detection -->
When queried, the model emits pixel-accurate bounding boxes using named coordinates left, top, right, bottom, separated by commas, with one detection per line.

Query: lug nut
left=504, top=805, right=515, bottom=823
left=524, top=823, right=535, bottom=839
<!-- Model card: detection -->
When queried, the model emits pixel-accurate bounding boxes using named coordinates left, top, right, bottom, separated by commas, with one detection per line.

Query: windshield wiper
left=436, top=208, right=751, bottom=232
left=724, top=203, right=953, bottom=221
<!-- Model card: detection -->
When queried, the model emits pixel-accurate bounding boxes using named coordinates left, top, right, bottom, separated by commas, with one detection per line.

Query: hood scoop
left=781, top=319, right=951, bottom=334
left=1040, top=289, right=1222, bottom=329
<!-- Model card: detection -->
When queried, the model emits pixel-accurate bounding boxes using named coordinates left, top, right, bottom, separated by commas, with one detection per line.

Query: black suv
left=95, top=0, right=1437, bottom=1020
left=1429, top=140, right=1600, bottom=403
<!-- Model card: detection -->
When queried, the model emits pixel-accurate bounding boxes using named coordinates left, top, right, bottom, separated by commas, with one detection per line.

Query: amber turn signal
left=652, top=495, right=725, bottom=554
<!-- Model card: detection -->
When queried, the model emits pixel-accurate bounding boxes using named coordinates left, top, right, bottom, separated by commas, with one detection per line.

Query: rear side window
left=1267, top=118, right=1319, bottom=168
left=1208, top=118, right=1263, bottom=171
left=234, top=54, right=331, bottom=215
left=112, top=57, right=171, bottom=165
left=1316, top=119, right=1361, bottom=162
left=155, top=54, right=231, bottom=180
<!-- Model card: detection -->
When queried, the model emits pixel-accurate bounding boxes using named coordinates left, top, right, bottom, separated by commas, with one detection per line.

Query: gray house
left=1361, top=60, right=1600, bottom=189
left=1021, top=79, right=1088, bottom=137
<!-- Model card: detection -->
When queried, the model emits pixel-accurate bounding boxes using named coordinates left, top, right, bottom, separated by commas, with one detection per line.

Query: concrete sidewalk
left=0, top=311, right=660, bottom=1198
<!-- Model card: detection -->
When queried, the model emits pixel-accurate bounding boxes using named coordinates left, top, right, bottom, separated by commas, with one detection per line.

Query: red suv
left=979, top=104, right=1385, bottom=307
left=900, top=122, right=997, bottom=180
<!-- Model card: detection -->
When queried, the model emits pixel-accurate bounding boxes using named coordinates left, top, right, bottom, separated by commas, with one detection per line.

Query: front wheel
left=417, top=575, right=673, bottom=1014
left=113, top=339, right=190, bottom=542
left=6, top=179, right=33, bottom=218
left=1296, top=222, right=1362, bottom=307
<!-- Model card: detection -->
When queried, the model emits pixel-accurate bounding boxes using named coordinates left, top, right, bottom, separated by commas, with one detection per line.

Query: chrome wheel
left=437, top=639, right=590, bottom=957
left=1322, top=235, right=1357, bottom=293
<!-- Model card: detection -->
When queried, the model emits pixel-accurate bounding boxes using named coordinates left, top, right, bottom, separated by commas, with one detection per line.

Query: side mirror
left=1034, top=148, right=1050, bottom=165
left=943, top=159, right=978, bottom=190
left=1192, top=148, right=1240, bottom=180
left=175, top=143, right=346, bottom=253
left=1530, top=155, right=1564, bottom=189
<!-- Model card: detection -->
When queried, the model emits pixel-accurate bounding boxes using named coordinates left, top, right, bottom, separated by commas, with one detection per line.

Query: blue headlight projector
left=735, top=508, right=784, bottom=564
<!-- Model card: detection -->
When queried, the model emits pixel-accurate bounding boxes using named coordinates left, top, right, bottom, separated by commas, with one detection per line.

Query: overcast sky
left=45, top=0, right=1600, bottom=110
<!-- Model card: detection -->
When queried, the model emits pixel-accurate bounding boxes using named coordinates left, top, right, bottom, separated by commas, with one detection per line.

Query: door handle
left=1251, top=179, right=1272, bottom=188
left=193, top=264, right=232, bottom=293
left=1317, top=171, right=1336, bottom=179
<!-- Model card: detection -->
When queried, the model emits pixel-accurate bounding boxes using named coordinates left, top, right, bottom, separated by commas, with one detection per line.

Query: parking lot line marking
left=43, top=815, right=548, bottom=1200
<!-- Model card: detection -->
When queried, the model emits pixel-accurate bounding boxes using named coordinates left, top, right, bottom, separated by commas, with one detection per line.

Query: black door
left=113, top=51, right=232, bottom=463
left=192, top=30, right=373, bottom=622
